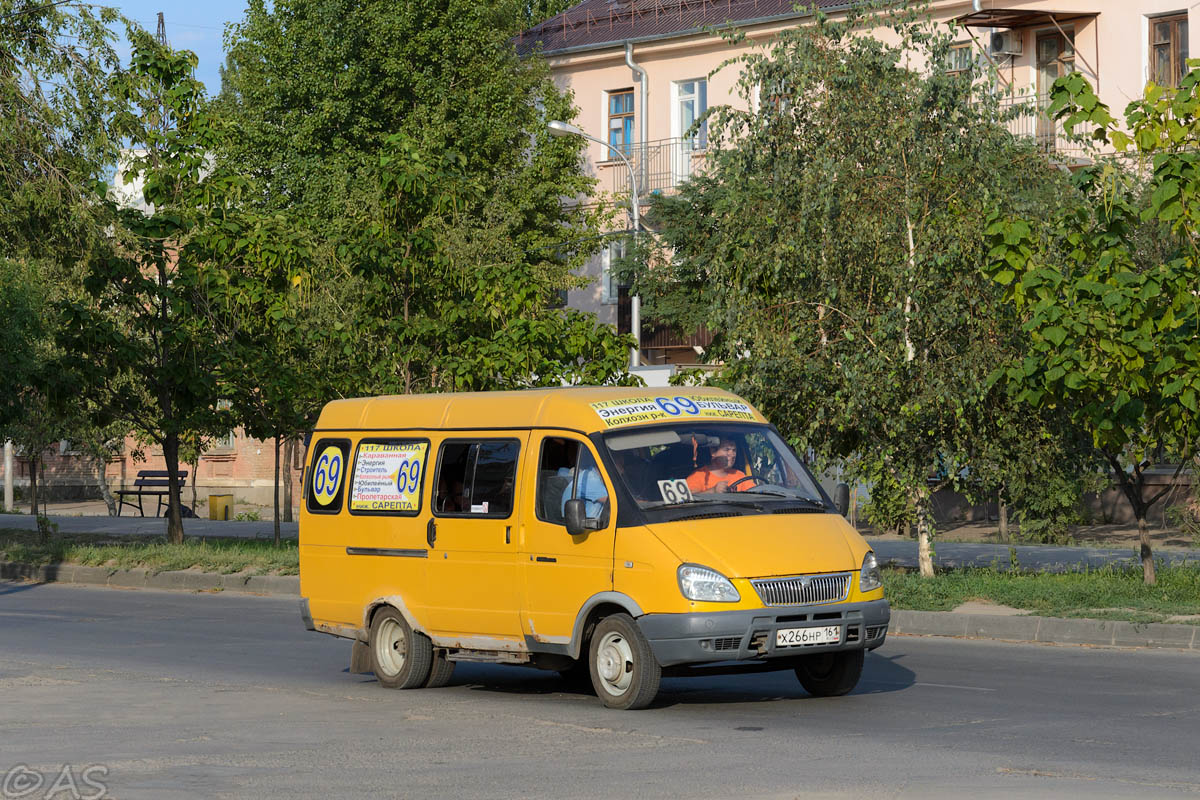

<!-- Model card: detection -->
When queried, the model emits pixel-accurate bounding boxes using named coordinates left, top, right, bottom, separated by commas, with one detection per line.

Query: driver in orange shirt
left=686, top=437, right=748, bottom=493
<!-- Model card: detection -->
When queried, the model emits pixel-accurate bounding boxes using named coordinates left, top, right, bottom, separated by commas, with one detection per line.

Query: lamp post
left=547, top=120, right=641, bottom=371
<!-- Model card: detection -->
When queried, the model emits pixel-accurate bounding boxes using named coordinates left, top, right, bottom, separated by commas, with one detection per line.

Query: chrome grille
left=751, top=572, right=851, bottom=606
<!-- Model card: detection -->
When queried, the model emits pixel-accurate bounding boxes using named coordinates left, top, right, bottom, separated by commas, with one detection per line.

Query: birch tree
left=633, top=12, right=1083, bottom=576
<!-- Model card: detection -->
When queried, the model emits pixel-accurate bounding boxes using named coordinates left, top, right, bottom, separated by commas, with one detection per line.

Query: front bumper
left=637, top=598, right=890, bottom=667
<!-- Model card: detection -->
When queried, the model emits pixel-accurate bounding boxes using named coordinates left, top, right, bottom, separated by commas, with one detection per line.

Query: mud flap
left=350, top=640, right=372, bottom=674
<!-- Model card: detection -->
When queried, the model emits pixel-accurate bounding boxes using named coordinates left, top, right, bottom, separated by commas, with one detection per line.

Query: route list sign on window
left=349, top=442, right=428, bottom=512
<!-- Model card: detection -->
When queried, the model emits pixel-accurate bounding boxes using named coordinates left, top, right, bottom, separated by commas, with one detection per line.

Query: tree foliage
left=60, top=30, right=228, bottom=542
left=0, top=2, right=130, bottom=511
left=217, top=0, right=633, bottom=400
left=986, top=69, right=1200, bottom=584
left=633, top=12, right=1085, bottom=575
left=0, top=0, right=121, bottom=259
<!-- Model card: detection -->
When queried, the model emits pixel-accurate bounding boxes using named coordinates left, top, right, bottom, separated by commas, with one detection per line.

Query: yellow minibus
left=299, top=387, right=888, bottom=709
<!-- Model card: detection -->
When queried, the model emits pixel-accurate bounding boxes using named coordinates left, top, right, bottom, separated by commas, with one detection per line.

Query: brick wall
left=0, top=430, right=307, bottom=508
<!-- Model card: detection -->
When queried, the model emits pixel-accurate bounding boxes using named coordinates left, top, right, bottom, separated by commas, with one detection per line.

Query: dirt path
left=864, top=521, right=1198, bottom=550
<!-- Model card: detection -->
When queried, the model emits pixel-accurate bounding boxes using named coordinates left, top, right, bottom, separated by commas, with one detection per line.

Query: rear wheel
left=424, top=649, right=455, bottom=688
left=794, top=649, right=864, bottom=697
left=369, top=607, right=432, bottom=689
left=588, top=614, right=661, bottom=710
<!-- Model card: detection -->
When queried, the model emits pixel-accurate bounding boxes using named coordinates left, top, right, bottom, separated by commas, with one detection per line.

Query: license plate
left=776, top=625, right=841, bottom=647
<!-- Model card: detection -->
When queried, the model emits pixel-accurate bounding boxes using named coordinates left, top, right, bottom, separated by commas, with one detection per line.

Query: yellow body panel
left=520, top=432, right=617, bottom=642
left=299, top=387, right=883, bottom=649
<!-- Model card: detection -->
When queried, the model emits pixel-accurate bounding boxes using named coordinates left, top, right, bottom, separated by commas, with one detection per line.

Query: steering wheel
left=727, top=475, right=764, bottom=491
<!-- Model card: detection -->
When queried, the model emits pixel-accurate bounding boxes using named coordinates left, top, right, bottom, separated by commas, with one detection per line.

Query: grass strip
left=883, top=564, right=1200, bottom=625
left=0, top=528, right=298, bottom=575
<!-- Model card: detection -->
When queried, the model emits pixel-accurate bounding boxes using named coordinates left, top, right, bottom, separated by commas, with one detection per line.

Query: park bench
left=115, top=469, right=188, bottom=517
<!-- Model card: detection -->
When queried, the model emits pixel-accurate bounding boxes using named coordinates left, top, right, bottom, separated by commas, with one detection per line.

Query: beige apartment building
left=517, top=0, right=1194, bottom=369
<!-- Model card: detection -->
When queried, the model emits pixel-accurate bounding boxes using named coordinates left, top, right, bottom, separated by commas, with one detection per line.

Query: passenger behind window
left=560, top=447, right=607, bottom=521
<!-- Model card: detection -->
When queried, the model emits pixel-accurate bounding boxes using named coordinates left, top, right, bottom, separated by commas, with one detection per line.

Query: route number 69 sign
left=311, top=445, right=345, bottom=507
left=657, top=479, right=693, bottom=504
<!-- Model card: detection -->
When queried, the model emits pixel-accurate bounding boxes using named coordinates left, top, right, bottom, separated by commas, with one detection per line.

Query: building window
left=601, top=237, right=625, bottom=305
left=676, top=79, right=707, bottom=149
left=210, top=399, right=236, bottom=453
left=608, top=89, right=634, bottom=156
left=1036, top=30, right=1074, bottom=96
left=947, top=42, right=974, bottom=75
left=1151, top=13, right=1189, bottom=88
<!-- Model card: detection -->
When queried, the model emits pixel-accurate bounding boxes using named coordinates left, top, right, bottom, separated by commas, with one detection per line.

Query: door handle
left=505, top=525, right=511, bottom=545
left=426, top=518, right=437, bottom=548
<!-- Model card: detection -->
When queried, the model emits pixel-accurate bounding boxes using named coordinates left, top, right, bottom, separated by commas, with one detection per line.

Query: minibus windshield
left=601, top=423, right=828, bottom=512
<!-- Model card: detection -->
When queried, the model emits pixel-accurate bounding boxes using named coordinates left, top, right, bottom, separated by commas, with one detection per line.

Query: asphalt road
left=5, top=512, right=1198, bottom=571
left=1, top=581, right=1198, bottom=798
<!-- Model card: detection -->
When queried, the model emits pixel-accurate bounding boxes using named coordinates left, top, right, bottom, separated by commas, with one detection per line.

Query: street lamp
left=547, top=120, right=641, bottom=371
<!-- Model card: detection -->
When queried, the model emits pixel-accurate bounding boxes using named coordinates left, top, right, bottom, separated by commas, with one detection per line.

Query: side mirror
left=834, top=483, right=851, bottom=517
left=565, top=498, right=602, bottom=536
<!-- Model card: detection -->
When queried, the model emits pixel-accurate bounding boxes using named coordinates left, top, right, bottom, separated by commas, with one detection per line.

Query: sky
left=108, top=0, right=250, bottom=96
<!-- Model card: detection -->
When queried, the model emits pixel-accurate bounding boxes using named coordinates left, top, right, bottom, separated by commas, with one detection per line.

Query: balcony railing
left=994, top=94, right=1087, bottom=156
left=596, top=99, right=1084, bottom=203
left=601, top=137, right=708, bottom=198
left=618, top=287, right=713, bottom=352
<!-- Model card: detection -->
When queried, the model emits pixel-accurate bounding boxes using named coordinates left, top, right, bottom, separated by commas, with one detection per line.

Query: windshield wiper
left=652, top=497, right=767, bottom=513
left=695, top=497, right=769, bottom=513
left=743, top=487, right=827, bottom=506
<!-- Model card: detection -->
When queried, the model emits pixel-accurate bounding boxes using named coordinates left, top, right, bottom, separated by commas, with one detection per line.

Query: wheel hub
left=595, top=632, right=634, bottom=693
left=598, top=646, right=622, bottom=682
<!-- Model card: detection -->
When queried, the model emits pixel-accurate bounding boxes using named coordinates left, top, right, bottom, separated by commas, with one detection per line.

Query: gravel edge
left=0, top=560, right=299, bottom=596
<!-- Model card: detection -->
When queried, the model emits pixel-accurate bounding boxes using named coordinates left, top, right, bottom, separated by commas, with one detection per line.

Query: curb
left=890, top=609, right=1200, bottom=651
left=2, top=561, right=1196, bottom=650
left=0, top=561, right=299, bottom=596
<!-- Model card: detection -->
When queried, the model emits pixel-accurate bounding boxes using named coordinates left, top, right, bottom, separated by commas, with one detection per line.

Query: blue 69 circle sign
left=311, top=445, right=345, bottom=506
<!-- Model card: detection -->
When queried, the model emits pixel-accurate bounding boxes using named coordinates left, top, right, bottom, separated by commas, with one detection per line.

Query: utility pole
left=3, top=441, right=12, bottom=512
left=156, top=12, right=167, bottom=46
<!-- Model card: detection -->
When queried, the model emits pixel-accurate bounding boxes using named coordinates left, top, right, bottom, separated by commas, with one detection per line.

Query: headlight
left=860, top=551, right=882, bottom=593
left=677, top=564, right=740, bottom=602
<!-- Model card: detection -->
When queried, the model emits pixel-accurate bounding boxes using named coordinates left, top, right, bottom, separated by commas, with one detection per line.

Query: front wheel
left=794, top=649, right=864, bottom=697
left=588, top=614, right=661, bottom=710
left=369, top=607, right=432, bottom=689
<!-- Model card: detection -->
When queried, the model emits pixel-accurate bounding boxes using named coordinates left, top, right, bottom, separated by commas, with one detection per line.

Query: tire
left=369, top=607, right=432, bottom=689
left=588, top=613, right=661, bottom=710
left=794, top=649, right=864, bottom=697
left=424, top=649, right=455, bottom=688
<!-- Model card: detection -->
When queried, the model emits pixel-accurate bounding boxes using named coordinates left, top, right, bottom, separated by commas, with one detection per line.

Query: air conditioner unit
left=989, top=31, right=1023, bottom=57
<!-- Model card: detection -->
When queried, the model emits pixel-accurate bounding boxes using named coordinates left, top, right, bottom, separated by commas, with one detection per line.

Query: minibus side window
left=536, top=437, right=606, bottom=527
left=346, top=439, right=429, bottom=516
left=305, top=438, right=350, bottom=514
left=434, top=439, right=519, bottom=518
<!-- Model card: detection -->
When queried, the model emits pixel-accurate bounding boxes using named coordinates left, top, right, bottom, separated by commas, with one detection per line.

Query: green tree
left=0, top=259, right=127, bottom=515
left=60, top=30, right=227, bottom=543
left=632, top=12, right=1083, bottom=576
left=217, top=0, right=633, bottom=401
left=1, top=1, right=125, bottom=459
left=1, top=257, right=77, bottom=515
left=0, top=0, right=121, bottom=259
left=188, top=203, right=322, bottom=542
left=985, top=70, right=1200, bottom=585
left=0, top=258, right=46, bottom=435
